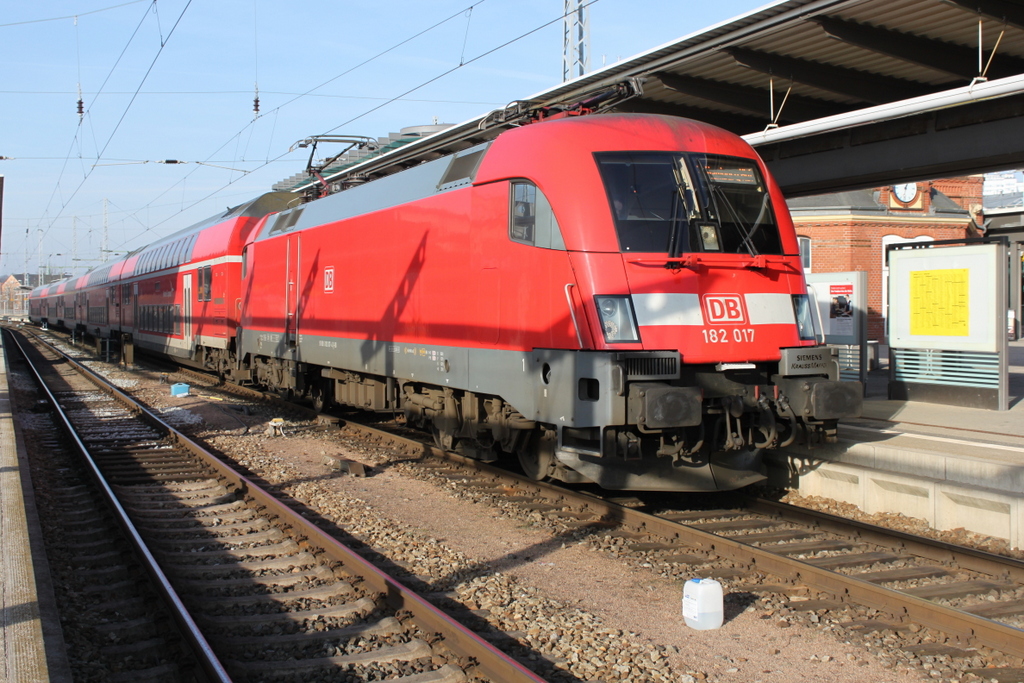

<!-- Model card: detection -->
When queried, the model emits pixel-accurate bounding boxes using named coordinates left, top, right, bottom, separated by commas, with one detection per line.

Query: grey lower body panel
left=240, top=329, right=777, bottom=492
left=241, top=329, right=625, bottom=429
left=555, top=447, right=766, bottom=492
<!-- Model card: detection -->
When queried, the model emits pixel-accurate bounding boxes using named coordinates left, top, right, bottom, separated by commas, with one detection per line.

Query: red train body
left=30, top=114, right=861, bottom=491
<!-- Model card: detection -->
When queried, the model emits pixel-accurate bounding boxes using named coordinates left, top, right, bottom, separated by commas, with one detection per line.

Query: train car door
left=107, top=286, right=115, bottom=331
left=183, top=273, right=193, bottom=352
left=117, top=285, right=125, bottom=331
left=285, top=234, right=301, bottom=348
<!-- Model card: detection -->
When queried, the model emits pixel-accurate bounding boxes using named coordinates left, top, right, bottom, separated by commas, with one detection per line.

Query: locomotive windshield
left=596, top=152, right=784, bottom=256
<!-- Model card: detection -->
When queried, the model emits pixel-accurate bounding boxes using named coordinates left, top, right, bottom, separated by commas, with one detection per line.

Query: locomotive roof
left=254, top=114, right=764, bottom=250
left=255, top=143, right=491, bottom=241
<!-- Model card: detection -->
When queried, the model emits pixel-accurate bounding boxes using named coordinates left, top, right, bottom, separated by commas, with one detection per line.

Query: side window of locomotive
left=509, top=181, right=566, bottom=250
left=510, top=182, right=536, bottom=243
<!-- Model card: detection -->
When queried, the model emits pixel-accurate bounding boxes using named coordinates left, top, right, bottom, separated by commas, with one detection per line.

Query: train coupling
left=772, top=375, right=863, bottom=421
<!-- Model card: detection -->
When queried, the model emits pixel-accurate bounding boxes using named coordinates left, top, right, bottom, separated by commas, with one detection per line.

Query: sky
left=0, top=0, right=771, bottom=277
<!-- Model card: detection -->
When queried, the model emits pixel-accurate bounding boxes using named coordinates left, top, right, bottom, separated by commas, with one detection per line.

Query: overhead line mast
left=562, top=0, right=590, bottom=82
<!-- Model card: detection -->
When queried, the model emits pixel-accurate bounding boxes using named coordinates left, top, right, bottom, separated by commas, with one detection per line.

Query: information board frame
left=886, top=239, right=1009, bottom=410
left=887, top=243, right=1001, bottom=353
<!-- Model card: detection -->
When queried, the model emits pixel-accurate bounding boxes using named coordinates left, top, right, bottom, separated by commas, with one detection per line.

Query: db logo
left=324, top=267, right=335, bottom=293
left=702, top=294, right=746, bottom=324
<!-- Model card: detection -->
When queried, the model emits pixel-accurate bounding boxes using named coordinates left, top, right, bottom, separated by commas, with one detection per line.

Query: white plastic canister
left=682, top=578, right=724, bottom=630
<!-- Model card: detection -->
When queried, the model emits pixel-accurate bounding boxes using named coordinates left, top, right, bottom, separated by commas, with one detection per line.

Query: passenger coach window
left=196, top=265, right=212, bottom=302
left=596, top=152, right=783, bottom=256
left=509, top=181, right=566, bottom=250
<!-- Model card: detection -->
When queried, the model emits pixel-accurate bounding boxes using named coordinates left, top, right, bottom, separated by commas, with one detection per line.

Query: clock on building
left=892, top=182, right=918, bottom=204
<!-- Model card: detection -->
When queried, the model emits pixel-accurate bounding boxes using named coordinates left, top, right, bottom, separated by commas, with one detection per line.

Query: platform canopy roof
left=281, top=0, right=1024, bottom=198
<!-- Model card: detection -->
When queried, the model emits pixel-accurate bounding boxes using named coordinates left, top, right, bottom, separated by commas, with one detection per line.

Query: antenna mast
left=103, top=198, right=109, bottom=259
left=562, top=0, right=590, bottom=82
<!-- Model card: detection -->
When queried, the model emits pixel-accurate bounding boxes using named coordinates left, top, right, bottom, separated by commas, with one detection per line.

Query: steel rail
left=746, top=496, right=1024, bottom=583
left=339, top=419, right=1024, bottom=659
left=36, top=330, right=1024, bottom=660
left=25, top=330, right=547, bottom=683
left=2, top=329, right=233, bottom=683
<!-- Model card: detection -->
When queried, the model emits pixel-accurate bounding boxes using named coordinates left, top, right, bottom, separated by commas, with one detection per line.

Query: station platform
left=769, top=340, right=1024, bottom=549
left=0, top=335, right=70, bottom=681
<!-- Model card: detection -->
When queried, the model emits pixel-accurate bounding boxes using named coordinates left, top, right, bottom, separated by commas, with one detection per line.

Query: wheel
left=431, top=424, right=456, bottom=451
left=311, top=380, right=330, bottom=413
left=517, top=428, right=557, bottom=480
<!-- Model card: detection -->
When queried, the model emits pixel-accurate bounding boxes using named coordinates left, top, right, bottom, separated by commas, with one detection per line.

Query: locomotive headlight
left=595, top=295, right=640, bottom=343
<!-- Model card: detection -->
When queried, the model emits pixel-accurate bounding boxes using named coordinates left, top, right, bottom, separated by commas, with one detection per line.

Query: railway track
left=364, top=440, right=1024, bottom=674
left=151, top=347, right=1024, bottom=676
left=23, top=326, right=1024, bottom=680
left=7, top=328, right=545, bottom=683
left=8, top=364, right=202, bottom=682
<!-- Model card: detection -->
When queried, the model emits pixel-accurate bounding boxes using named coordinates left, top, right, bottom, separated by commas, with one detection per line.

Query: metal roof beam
left=939, top=0, right=1024, bottom=30
left=726, top=47, right=941, bottom=103
left=747, top=75, right=1024, bottom=195
left=761, top=101, right=1024, bottom=196
left=653, top=72, right=849, bottom=122
left=815, top=17, right=1024, bottom=80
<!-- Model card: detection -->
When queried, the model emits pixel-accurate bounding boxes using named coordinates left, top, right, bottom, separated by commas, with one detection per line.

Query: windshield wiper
left=666, top=188, right=686, bottom=258
left=736, top=192, right=770, bottom=254
left=666, top=165, right=694, bottom=259
left=709, top=182, right=758, bottom=256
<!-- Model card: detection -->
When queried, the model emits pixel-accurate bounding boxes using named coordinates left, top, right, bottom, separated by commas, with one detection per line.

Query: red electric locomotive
left=30, top=113, right=861, bottom=491
left=235, top=113, right=861, bottom=491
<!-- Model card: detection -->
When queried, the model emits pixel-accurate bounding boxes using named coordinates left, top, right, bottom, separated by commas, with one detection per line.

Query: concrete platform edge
left=0, top=335, right=72, bottom=682
left=766, top=441, right=1024, bottom=548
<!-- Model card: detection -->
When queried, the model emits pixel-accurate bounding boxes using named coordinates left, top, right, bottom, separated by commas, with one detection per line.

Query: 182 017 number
left=702, top=328, right=755, bottom=344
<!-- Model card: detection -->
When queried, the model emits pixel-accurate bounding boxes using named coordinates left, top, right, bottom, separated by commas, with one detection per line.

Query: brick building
left=786, top=177, right=983, bottom=342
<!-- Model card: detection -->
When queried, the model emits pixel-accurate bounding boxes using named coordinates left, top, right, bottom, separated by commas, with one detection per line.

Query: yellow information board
left=909, top=268, right=969, bottom=336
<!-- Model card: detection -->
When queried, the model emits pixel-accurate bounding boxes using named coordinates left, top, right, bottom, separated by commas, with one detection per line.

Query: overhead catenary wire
left=38, top=0, right=194, bottom=242
left=36, top=0, right=168, bottom=235
left=122, top=0, right=600, bottom=248
left=26, top=1, right=598, bottom=268
left=0, top=90, right=508, bottom=107
left=252, top=0, right=259, bottom=118
left=0, top=1, right=147, bottom=28
left=106, top=0, right=497, bottom=246
left=75, top=15, right=84, bottom=120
